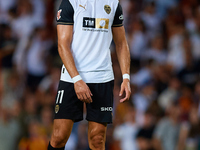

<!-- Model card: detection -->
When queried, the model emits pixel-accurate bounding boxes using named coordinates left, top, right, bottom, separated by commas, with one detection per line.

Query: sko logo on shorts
left=101, top=107, right=113, bottom=111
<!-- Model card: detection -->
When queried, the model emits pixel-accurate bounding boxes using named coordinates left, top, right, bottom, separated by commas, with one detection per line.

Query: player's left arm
left=112, top=2, right=131, bottom=103
left=112, top=26, right=131, bottom=103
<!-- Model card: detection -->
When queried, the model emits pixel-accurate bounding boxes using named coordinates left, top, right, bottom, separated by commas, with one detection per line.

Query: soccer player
left=48, top=0, right=131, bottom=149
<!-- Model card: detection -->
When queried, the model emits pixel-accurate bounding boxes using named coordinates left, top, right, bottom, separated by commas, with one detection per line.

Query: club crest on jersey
left=57, top=9, right=62, bottom=20
left=55, top=105, right=59, bottom=113
left=104, top=5, right=111, bottom=14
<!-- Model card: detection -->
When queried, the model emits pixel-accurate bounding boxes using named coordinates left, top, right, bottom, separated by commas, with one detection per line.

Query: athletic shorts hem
left=86, top=118, right=112, bottom=124
left=54, top=117, right=83, bottom=122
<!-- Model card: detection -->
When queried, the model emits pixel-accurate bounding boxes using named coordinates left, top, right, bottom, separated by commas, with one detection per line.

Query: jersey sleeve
left=57, top=0, right=74, bottom=25
left=112, top=3, right=124, bottom=27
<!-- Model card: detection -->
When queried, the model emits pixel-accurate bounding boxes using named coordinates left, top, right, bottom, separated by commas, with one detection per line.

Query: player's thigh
left=86, top=80, right=114, bottom=124
left=54, top=81, right=83, bottom=122
left=51, top=119, right=74, bottom=145
left=88, top=121, right=107, bottom=144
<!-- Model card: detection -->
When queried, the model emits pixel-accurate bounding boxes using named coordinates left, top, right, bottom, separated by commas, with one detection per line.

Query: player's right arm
left=57, top=0, right=92, bottom=103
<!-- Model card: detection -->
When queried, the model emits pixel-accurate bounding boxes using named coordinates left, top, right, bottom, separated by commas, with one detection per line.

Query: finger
left=119, top=88, right=129, bottom=103
left=85, top=92, right=92, bottom=103
left=119, top=86, right=125, bottom=96
left=88, top=88, right=93, bottom=96
left=84, top=93, right=90, bottom=103
left=125, top=87, right=131, bottom=100
left=76, top=93, right=81, bottom=100
left=82, top=93, right=89, bottom=103
left=120, top=96, right=128, bottom=103
left=80, top=94, right=85, bottom=101
left=78, top=94, right=85, bottom=102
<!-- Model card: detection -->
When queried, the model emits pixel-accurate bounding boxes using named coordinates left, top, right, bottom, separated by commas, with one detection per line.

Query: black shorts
left=54, top=80, right=114, bottom=124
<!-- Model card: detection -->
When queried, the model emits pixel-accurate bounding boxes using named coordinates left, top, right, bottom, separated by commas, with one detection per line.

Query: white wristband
left=72, top=75, right=82, bottom=83
left=123, top=74, right=130, bottom=80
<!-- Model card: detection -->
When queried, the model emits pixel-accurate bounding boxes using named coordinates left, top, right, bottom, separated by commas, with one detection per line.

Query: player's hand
left=119, top=79, right=131, bottom=103
left=74, top=80, right=93, bottom=103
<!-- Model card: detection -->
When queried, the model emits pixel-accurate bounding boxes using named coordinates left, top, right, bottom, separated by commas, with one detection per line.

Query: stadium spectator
left=153, top=102, right=181, bottom=150
left=128, top=19, right=147, bottom=66
left=158, top=76, right=181, bottom=110
left=177, top=106, right=200, bottom=150
left=140, top=1, right=161, bottom=40
left=142, top=35, right=167, bottom=65
left=26, top=27, right=53, bottom=91
left=0, top=24, right=17, bottom=91
left=0, top=107, right=21, bottom=150
left=136, top=110, right=156, bottom=150
left=18, top=119, right=48, bottom=150
left=113, top=105, right=138, bottom=150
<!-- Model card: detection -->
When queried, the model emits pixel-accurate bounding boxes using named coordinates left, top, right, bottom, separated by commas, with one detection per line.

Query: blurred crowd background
left=0, top=0, right=200, bottom=150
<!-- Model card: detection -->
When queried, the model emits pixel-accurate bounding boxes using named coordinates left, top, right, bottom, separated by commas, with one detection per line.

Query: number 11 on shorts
left=56, top=90, right=64, bottom=104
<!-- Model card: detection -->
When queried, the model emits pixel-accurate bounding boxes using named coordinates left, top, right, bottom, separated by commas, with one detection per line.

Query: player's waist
left=60, top=66, right=114, bottom=83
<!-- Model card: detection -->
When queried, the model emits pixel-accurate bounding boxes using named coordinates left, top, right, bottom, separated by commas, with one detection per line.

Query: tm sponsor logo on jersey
left=101, top=107, right=113, bottom=111
left=83, top=17, right=109, bottom=32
